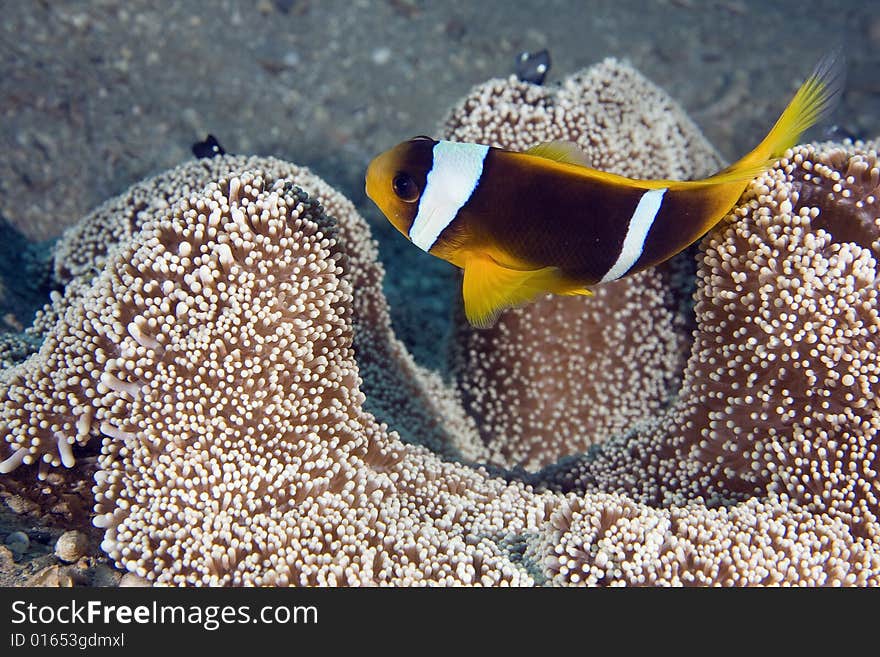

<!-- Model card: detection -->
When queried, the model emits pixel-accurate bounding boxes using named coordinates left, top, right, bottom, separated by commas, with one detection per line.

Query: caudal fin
left=659, top=52, right=846, bottom=254
left=728, top=49, right=845, bottom=173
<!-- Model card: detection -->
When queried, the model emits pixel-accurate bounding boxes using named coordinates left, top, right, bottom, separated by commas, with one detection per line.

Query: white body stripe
left=409, top=141, right=490, bottom=252
left=599, top=187, right=667, bottom=283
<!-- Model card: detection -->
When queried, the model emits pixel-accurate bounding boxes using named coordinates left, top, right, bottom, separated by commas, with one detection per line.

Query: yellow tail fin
left=721, top=49, right=845, bottom=175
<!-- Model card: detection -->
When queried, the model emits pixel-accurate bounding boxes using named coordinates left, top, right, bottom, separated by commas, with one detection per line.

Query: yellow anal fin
left=462, top=252, right=591, bottom=328
left=525, top=140, right=592, bottom=167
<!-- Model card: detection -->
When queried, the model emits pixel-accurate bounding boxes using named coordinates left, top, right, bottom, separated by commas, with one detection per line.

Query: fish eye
left=392, top=172, right=420, bottom=203
left=412, top=135, right=433, bottom=141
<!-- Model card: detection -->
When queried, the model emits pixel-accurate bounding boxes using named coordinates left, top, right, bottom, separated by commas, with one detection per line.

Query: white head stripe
left=409, top=141, right=490, bottom=252
left=599, top=188, right=667, bottom=283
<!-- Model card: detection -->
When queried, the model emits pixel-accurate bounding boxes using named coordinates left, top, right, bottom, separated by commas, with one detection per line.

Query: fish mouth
left=364, top=159, right=377, bottom=201
left=364, top=150, right=391, bottom=205
left=364, top=147, right=414, bottom=238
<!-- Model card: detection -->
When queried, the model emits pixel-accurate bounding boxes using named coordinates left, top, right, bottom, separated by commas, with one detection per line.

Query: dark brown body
left=444, top=148, right=736, bottom=284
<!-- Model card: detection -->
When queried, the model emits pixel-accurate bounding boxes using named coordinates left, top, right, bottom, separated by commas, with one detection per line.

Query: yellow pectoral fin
left=461, top=253, right=590, bottom=328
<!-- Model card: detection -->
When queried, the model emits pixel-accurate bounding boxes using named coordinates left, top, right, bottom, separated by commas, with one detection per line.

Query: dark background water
left=1, top=0, right=878, bottom=367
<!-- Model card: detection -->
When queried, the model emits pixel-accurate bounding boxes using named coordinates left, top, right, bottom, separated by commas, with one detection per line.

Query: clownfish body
left=366, top=53, right=844, bottom=327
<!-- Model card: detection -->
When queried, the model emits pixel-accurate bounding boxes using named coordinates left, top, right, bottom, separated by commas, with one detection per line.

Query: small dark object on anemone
left=273, top=0, right=297, bottom=13
left=515, top=49, right=551, bottom=85
left=191, top=134, right=226, bottom=159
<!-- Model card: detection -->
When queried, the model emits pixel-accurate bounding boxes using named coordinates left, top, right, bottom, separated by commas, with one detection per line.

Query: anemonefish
left=366, top=53, right=844, bottom=328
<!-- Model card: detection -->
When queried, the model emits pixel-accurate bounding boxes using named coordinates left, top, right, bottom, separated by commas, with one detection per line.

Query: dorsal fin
left=524, top=140, right=592, bottom=167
